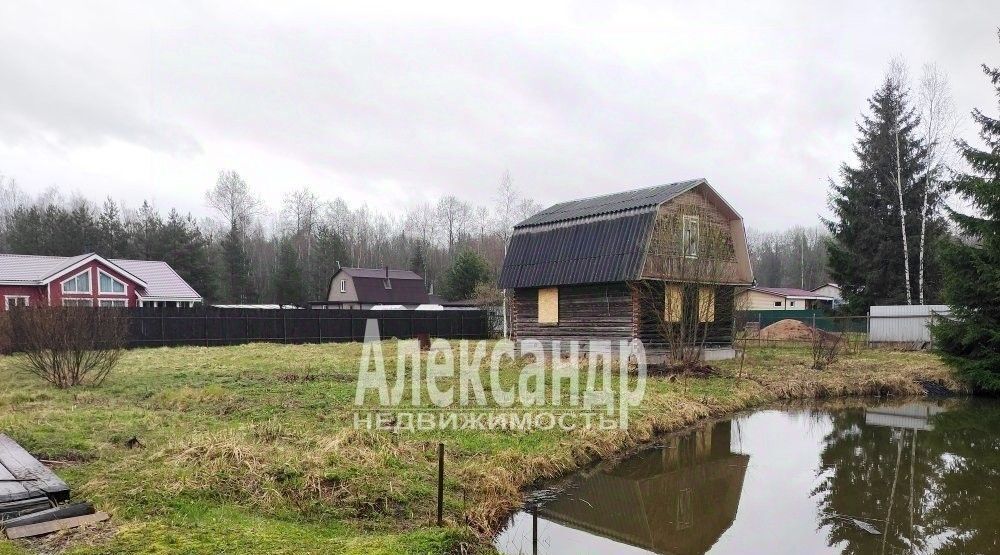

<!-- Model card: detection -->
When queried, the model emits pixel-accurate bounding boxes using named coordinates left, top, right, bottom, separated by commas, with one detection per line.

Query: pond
left=494, top=398, right=1000, bottom=555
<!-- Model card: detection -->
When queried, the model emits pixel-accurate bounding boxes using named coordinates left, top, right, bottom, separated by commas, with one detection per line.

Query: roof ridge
left=548, top=178, right=703, bottom=206
left=110, top=257, right=169, bottom=265
left=0, top=252, right=74, bottom=259
left=515, top=179, right=705, bottom=229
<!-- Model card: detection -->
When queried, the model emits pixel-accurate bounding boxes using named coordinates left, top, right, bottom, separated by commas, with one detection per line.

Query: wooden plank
left=5, top=511, right=109, bottom=539
left=0, top=435, right=70, bottom=502
left=0, top=457, right=32, bottom=504
left=2, top=502, right=94, bottom=528
left=0, top=497, right=50, bottom=519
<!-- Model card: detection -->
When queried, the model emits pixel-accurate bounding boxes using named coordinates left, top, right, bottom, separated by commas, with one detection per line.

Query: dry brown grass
left=0, top=341, right=958, bottom=554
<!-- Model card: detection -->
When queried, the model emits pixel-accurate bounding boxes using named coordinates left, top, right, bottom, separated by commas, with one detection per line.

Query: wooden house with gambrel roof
left=498, top=179, right=753, bottom=360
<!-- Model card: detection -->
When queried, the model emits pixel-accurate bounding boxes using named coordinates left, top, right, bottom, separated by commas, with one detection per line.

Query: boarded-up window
left=538, top=287, right=559, bottom=324
left=698, top=287, right=715, bottom=323
left=664, top=284, right=683, bottom=323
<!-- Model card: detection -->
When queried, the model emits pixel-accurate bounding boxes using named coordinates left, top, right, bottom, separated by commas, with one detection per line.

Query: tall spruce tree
left=932, top=45, right=1000, bottom=392
left=160, top=210, right=216, bottom=302
left=826, top=72, right=943, bottom=310
left=272, top=238, right=304, bottom=306
left=443, top=250, right=490, bottom=300
left=312, top=225, right=348, bottom=298
left=221, top=224, right=254, bottom=303
left=96, top=198, right=127, bottom=257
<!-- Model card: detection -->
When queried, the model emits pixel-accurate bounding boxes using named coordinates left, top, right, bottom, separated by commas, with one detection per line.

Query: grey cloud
left=0, top=1, right=998, bottom=230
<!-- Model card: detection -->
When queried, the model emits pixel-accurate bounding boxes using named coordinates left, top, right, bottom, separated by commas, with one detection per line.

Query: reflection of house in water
left=865, top=402, right=947, bottom=431
left=534, top=421, right=749, bottom=555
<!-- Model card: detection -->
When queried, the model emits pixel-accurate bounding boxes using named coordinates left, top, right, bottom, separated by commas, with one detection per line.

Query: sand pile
left=760, top=319, right=831, bottom=341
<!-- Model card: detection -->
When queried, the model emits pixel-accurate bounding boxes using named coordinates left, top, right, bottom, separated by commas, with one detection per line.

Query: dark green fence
left=740, top=310, right=868, bottom=334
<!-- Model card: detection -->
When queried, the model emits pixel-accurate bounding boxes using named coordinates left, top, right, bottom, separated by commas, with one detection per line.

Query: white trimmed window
left=340, top=279, right=347, bottom=293
left=4, top=296, right=29, bottom=310
left=61, top=269, right=91, bottom=293
left=99, top=299, right=127, bottom=308
left=98, top=270, right=126, bottom=294
left=63, top=299, right=93, bottom=307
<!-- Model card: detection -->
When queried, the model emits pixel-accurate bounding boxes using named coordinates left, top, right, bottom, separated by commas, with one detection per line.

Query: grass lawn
left=0, top=341, right=957, bottom=554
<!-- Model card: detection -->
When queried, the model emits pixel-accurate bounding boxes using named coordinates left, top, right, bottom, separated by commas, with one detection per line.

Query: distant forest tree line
left=747, top=226, right=831, bottom=291
left=0, top=171, right=539, bottom=305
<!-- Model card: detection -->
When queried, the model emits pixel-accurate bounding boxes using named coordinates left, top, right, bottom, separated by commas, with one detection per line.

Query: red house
left=0, top=253, right=202, bottom=310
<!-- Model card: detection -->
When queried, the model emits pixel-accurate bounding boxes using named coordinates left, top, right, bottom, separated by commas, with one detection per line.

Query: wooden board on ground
left=5, top=512, right=109, bottom=540
left=2, top=502, right=95, bottom=528
left=0, top=497, right=51, bottom=519
left=0, top=461, right=33, bottom=504
left=0, top=434, right=70, bottom=502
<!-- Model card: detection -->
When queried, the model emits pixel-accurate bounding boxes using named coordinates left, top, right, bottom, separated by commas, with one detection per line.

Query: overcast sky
left=1, top=1, right=998, bottom=231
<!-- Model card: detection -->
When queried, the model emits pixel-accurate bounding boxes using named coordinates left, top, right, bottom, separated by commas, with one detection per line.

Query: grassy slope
left=0, top=342, right=956, bottom=554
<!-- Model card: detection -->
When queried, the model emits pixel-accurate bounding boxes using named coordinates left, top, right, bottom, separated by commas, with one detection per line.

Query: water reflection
left=497, top=421, right=749, bottom=555
left=495, top=398, right=1000, bottom=555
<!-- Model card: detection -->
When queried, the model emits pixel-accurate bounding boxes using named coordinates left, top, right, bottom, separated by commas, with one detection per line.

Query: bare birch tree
left=435, top=195, right=471, bottom=254
left=888, top=59, right=914, bottom=305
left=206, top=170, right=260, bottom=232
left=494, top=171, right=519, bottom=338
left=916, top=64, right=957, bottom=305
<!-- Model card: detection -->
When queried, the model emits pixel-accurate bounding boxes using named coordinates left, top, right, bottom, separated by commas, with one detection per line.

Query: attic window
left=682, top=215, right=699, bottom=258
left=62, top=269, right=91, bottom=293
left=340, top=279, right=346, bottom=293
left=99, top=271, right=126, bottom=293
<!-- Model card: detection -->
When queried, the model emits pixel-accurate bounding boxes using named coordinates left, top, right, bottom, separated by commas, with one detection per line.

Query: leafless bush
left=2, top=306, right=129, bottom=388
left=810, top=327, right=844, bottom=370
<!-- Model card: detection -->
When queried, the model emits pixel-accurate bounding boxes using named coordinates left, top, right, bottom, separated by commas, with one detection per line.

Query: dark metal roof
left=339, top=267, right=423, bottom=280
left=515, top=179, right=703, bottom=228
left=498, top=180, right=706, bottom=288
left=332, top=267, right=429, bottom=304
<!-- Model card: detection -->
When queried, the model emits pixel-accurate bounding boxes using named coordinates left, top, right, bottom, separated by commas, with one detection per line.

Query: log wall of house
left=634, top=281, right=736, bottom=350
left=511, top=283, right=635, bottom=346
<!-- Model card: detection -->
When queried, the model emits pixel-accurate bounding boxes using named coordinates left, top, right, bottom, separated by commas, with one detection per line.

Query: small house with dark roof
left=497, top=179, right=753, bottom=359
left=0, top=252, right=202, bottom=309
left=318, top=267, right=429, bottom=309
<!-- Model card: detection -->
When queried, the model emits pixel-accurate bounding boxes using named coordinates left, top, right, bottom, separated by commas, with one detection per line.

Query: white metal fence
left=868, top=305, right=950, bottom=344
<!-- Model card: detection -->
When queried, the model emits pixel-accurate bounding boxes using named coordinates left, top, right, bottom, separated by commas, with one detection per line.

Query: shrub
left=2, top=306, right=128, bottom=388
left=810, top=328, right=844, bottom=370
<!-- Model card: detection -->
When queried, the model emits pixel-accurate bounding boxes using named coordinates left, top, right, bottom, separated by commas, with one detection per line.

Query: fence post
left=317, top=311, right=323, bottom=344
left=437, top=442, right=445, bottom=526
left=282, top=308, right=287, bottom=344
left=204, top=308, right=209, bottom=347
